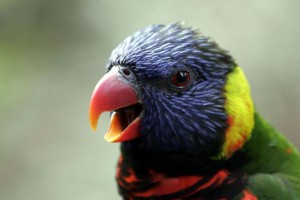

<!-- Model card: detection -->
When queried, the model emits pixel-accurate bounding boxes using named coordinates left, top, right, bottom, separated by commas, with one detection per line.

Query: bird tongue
left=117, top=104, right=143, bottom=130
left=105, top=110, right=142, bottom=143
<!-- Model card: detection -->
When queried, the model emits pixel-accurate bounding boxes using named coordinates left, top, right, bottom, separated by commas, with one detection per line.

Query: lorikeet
left=89, top=23, right=300, bottom=200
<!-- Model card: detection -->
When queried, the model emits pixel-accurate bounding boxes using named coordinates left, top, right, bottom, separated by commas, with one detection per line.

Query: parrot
left=89, top=23, right=300, bottom=200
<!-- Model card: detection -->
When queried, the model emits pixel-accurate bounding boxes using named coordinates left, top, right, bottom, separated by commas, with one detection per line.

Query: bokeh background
left=1, top=0, right=300, bottom=199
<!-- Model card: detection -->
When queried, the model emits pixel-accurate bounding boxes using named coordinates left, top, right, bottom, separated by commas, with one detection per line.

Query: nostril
left=122, top=68, right=131, bottom=76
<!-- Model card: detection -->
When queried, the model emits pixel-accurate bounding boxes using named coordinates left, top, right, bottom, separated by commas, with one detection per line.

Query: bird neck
left=117, top=146, right=249, bottom=199
left=119, top=114, right=272, bottom=177
left=120, top=141, right=247, bottom=176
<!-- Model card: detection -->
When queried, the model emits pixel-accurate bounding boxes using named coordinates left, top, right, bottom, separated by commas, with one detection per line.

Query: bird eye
left=172, top=70, right=190, bottom=88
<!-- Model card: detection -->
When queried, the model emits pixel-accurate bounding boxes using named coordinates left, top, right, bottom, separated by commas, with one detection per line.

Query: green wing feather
left=241, top=112, right=300, bottom=199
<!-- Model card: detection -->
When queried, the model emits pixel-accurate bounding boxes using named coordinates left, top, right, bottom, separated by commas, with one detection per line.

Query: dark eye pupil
left=176, top=71, right=188, bottom=83
left=172, top=70, right=190, bottom=87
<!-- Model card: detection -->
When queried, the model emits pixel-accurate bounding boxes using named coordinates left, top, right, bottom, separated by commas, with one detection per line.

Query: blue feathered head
left=90, top=23, right=236, bottom=158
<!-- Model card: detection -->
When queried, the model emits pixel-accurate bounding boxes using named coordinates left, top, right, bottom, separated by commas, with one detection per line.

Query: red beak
left=89, top=67, right=142, bottom=142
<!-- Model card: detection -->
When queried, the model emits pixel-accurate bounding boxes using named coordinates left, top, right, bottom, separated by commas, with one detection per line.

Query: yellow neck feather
left=218, top=66, right=254, bottom=159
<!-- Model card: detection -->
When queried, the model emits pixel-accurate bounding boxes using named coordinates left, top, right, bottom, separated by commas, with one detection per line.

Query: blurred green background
left=1, top=0, right=299, bottom=199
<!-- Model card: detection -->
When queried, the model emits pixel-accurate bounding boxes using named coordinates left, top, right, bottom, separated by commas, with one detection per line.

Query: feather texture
left=91, top=23, right=300, bottom=199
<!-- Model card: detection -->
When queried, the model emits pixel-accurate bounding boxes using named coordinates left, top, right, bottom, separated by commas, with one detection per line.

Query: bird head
left=89, top=24, right=254, bottom=159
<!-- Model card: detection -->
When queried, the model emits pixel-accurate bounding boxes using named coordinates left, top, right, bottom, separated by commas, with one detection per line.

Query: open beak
left=89, top=67, right=142, bottom=142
